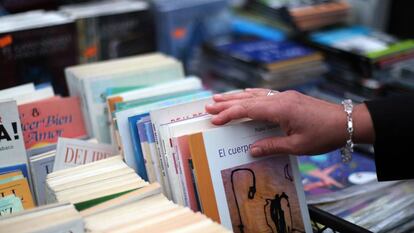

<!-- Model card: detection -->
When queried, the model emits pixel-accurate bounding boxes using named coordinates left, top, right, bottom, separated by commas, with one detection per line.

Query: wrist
left=352, top=103, right=375, bottom=144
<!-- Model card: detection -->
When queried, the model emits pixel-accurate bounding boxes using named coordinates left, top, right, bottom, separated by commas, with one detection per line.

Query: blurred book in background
left=0, top=11, right=77, bottom=95
left=151, top=0, right=232, bottom=70
left=245, top=0, right=350, bottom=32
left=198, top=37, right=327, bottom=90
left=60, top=0, right=155, bottom=63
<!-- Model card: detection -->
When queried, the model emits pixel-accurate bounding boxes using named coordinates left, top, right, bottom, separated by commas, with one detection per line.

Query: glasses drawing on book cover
left=222, top=158, right=306, bottom=233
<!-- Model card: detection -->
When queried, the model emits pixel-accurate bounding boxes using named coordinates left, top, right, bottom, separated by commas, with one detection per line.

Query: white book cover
left=0, top=83, right=35, bottom=100
left=29, top=152, right=55, bottom=205
left=64, top=53, right=171, bottom=143
left=81, top=60, right=184, bottom=143
left=0, top=100, right=29, bottom=176
left=53, top=137, right=118, bottom=171
left=149, top=97, right=213, bottom=205
left=14, top=86, right=55, bottom=105
left=191, top=120, right=312, bottom=233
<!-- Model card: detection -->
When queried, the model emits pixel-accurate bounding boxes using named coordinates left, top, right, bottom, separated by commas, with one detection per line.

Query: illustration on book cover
left=221, top=157, right=305, bottom=233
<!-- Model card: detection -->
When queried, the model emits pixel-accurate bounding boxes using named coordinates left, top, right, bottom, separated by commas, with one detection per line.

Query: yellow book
left=0, top=178, right=35, bottom=209
left=0, top=170, right=23, bottom=181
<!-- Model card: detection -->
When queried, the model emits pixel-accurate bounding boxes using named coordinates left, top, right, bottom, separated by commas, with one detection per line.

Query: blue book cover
left=299, top=150, right=377, bottom=199
left=152, top=0, right=231, bottom=68
left=128, top=113, right=150, bottom=181
left=0, top=164, right=29, bottom=179
left=230, top=17, right=286, bottom=42
left=214, top=39, right=316, bottom=65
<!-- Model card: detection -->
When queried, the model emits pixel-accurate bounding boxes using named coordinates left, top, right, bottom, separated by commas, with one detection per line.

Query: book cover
left=81, top=58, right=184, bottom=143
left=18, top=97, right=87, bottom=150
left=152, top=0, right=231, bottom=69
left=29, top=152, right=55, bottom=205
left=0, top=177, right=35, bottom=209
left=0, top=195, right=24, bottom=217
left=61, top=0, right=155, bottom=63
left=107, top=77, right=203, bottom=116
left=127, top=113, right=149, bottom=181
left=298, top=150, right=393, bottom=204
left=0, top=15, right=78, bottom=95
left=0, top=170, right=23, bottom=185
left=0, top=83, right=35, bottom=100
left=53, top=137, right=117, bottom=171
left=0, top=100, right=29, bottom=179
left=211, top=39, right=317, bottom=69
left=188, top=121, right=312, bottom=232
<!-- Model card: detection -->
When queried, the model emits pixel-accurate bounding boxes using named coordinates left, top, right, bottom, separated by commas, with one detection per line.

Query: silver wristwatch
left=340, top=99, right=354, bottom=163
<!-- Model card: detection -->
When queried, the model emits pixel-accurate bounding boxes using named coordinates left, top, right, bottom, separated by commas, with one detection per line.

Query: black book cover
left=0, top=21, right=78, bottom=95
left=76, top=9, right=155, bottom=63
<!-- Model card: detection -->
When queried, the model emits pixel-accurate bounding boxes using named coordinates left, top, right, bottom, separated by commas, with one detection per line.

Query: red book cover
left=18, top=97, right=87, bottom=150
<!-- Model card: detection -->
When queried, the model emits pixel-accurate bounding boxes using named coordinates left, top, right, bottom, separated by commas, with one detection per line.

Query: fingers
left=213, top=88, right=270, bottom=102
left=211, top=105, right=248, bottom=125
left=250, top=136, right=294, bottom=156
left=206, top=99, right=240, bottom=114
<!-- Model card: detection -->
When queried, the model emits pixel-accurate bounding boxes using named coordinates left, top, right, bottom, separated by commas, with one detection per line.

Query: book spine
left=128, top=118, right=148, bottom=181
left=160, top=126, right=185, bottom=205
left=171, top=137, right=190, bottom=208
left=149, top=122, right=172, bottom=200
left=143, top=123, right=163, bottom=185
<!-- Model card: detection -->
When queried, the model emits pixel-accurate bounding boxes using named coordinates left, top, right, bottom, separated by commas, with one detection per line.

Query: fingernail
left=213, top=94, right=222, bottom=99
left=206, top=103, right=214, bottom=108
left=250, top=147, right=263, bottom=156
left=245, top=88, right=252, bottom=91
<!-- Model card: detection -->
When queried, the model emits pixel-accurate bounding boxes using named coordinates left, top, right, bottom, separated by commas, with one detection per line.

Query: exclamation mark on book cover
left=12, top=122, right=19, bottom=140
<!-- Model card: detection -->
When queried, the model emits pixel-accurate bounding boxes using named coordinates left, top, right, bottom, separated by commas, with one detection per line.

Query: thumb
left=250, top=136, right=294, bottom=157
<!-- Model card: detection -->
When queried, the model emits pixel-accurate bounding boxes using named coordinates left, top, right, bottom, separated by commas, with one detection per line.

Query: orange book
left=0, top=177, right=35, bottom=209
left=18, top=97, right=87, bottom=150
left=188, top=133, right=220, bottom=223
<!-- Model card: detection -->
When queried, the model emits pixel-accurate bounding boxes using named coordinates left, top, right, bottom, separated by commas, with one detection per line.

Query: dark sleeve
left=364, top=94, right=414, bottom=181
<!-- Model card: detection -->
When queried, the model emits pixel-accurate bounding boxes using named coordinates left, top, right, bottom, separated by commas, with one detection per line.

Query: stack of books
left=199, top=38, right=327, bottom=89
left=246, top=0, right=350, bottom=31
left=29, top=137, right=118, bottom=205
left=81, top=180, right=230, bottom=232
left=305, top=25, right=414, bottom=78
left=59, top=0, right=155, bottom=63
left=0, top=203, right=84, bottom=232
left=45, top=156, right=148, bottom=206
left=301, top=25, right=414, bottom=101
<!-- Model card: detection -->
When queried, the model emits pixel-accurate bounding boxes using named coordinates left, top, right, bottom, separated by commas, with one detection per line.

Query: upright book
left=0, top=100, right=29, bottom=178
left=18, top=97, right=87, bottom=151
left=60, top=0, right=155, bottom=63
left=65, top=53, right=184, bottom=143
left=53, top=137, right=117, bottom=172
left=188, top=120, right=312, bottom=232
left=0, top=11, right=78, bottom=95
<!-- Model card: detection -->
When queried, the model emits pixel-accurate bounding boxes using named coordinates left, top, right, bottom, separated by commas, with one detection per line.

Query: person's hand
left=206, top=88, right=375, bottom=156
